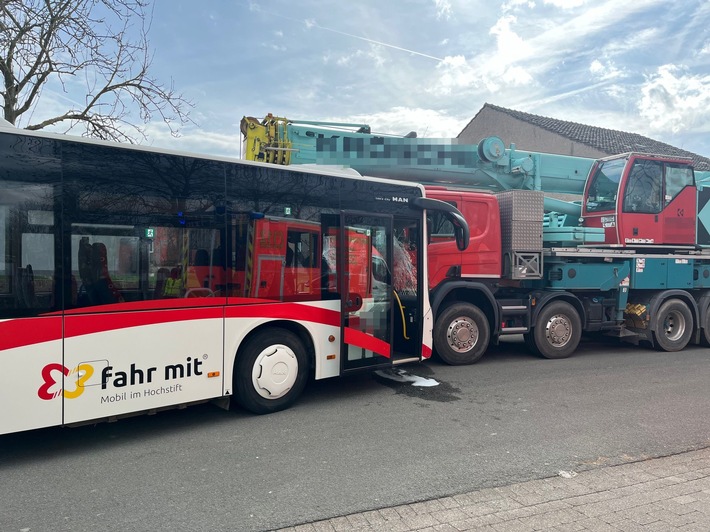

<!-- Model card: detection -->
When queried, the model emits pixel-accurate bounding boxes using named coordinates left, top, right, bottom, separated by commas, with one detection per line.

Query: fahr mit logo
left=101, top=356, right=203, bottom=389
left=38, top=356, right=206, bottom=401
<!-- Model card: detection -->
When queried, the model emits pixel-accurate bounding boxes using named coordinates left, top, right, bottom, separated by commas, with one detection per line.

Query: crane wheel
left=652, top=298, right=693, bottom=352
left=529, top=300, right=581, bottom=359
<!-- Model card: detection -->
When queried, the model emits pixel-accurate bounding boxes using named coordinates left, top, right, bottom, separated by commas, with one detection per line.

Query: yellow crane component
left=240, top=114, right=292, bottom=165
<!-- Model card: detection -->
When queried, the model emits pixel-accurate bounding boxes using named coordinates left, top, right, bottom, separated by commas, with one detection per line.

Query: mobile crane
left=240, top=114, right=710, bottom=364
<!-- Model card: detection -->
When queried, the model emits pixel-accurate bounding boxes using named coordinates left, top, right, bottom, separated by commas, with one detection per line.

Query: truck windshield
left=586, top=158, right=626, bottom=213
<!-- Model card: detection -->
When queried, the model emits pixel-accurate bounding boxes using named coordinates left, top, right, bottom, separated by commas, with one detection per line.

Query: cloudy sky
left=32, top=0, right=710, bottom=159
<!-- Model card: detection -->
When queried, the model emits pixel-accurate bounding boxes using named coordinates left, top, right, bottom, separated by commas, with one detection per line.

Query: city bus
left=0, top=125, right=468, bottom=435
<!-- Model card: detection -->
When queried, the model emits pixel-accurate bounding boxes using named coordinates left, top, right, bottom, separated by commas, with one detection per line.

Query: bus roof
left=0, top=126, right=426, bottom=193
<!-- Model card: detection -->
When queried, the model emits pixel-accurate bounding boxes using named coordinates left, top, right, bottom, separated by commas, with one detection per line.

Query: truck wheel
left=523, top=331, right=540, bottom=356
left=434, top=303, right=490, bottom=365
left=531, top=301, right=581, bottom=359
left=652, top=298, right=693, bottom=352
left=702, top=308, right=710, bottom=347
left=234, top=329, right=309, bottom=414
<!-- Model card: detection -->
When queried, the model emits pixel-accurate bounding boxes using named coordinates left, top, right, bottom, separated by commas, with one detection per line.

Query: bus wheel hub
left=252, top=345, right=298, bottom=399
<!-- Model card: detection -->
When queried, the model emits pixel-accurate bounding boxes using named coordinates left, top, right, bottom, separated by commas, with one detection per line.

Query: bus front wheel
left=234, top=329, right=309, bottom=414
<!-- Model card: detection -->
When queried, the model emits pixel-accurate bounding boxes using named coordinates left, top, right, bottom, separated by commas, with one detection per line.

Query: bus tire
left=234, top=328, right=309, bottom=414
left=652, top=298, right=693, bottom=352
left=531, top=301, right=581, bottom=359
left=434, top=303, right=489, bottom=365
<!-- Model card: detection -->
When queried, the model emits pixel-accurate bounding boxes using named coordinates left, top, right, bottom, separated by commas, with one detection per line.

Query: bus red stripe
left=64, top=308, right=225, bottom=338
left=343, top=327, right=391, bottom=358
left=0, top=317, right=63, bottom=351
left=224, top=304, right=340, bottom=327
left=0, top=303, right=341, bottom=351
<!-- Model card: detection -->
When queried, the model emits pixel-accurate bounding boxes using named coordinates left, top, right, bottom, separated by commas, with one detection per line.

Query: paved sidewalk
left=276, top=447, right=710, bottom=531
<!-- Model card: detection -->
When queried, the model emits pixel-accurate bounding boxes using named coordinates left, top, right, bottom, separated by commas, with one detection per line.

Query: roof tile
left=479, top=103, right=710, bottom=171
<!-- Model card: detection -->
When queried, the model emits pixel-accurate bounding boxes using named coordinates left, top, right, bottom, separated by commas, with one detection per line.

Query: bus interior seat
left=15, top=264, right=35, bottom=308
left=154, top=267, right=170, bottom=298
left=194, top=249, right=210, bottom=266
left=91, top=242, right=123, bottom=304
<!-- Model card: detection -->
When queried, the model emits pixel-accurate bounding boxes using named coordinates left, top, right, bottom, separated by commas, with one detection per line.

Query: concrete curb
left=276, top=447, right=710, bottom=531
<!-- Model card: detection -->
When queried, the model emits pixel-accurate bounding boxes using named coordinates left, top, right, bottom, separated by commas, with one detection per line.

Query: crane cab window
left=586, top=158, right=624, bottom=213
left=621, top=159, right=694, bottom=214
left=623, top=160, right=663, bottom=214
left=664, top=164, right=694, bottom=207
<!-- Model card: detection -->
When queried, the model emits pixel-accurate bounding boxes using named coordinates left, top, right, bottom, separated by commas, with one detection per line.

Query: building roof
left=466, top=103, right=710, bottom=172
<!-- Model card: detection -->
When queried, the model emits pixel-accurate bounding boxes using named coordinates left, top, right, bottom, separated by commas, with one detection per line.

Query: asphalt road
left=2, top=337, right=710, bottom=532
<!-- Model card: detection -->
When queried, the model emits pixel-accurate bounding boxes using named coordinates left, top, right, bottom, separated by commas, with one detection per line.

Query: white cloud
left=638, top=65, right=710, bottom=135
left=325, top=107, right=468, bottom=138
left=521, top=0, right=664, bottom=65
left=431, top=14, right=535, bottom=97
left=502, top=0, right=536, bottom=9
left=589, top=59, right=623, bottom=81
left=434, top=0, right=452, bottom=20
left=367, top=44, right=387, bottom=68
left=144, top=121, right=242, bottom=158
left=323, top=49, right=364, bottom=66
left=490, top=15, right=531, bottom=62
left=543, top=0, right=586, bottom=7
left=430, top=1, right=659, bottom=103
left=434, top=55, right=478, bottom=94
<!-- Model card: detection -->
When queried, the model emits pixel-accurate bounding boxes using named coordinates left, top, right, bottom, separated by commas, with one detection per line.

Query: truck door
left=322, top=212, right=394, bottom=371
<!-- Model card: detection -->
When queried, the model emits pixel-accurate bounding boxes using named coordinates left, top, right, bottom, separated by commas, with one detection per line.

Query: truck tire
left=434, top=303, right=490, bottom=365
left=652, top=298, right=693, bottom=352
left=529, top=300, right=581, bottom=359
left=700, top=306, right=710, bottom=347
left=523, top=331, right=541, bottom=357
left=234, top=328, right=309, bottom=414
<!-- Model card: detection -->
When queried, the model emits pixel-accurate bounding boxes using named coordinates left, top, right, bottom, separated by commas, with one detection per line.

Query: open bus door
left=322, top=212, right=394, bottom=371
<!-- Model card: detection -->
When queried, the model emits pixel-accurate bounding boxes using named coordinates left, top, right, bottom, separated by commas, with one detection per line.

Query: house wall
left=458, top=107, right=608, bottom=158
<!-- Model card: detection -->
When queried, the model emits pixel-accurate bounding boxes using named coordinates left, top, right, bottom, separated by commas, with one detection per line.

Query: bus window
left=0, top=184, right=57, bottom=316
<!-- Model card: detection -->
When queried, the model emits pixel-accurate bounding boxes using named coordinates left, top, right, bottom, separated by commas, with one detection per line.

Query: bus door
left=324, top=212, right=394, bottom=371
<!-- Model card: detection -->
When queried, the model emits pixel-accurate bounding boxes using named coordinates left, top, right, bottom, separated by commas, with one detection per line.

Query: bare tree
left=0, top=0, right=193, bottom=142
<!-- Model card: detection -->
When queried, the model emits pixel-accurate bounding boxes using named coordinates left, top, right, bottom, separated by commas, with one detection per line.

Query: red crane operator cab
left=581, top=153, right=698, bottom=247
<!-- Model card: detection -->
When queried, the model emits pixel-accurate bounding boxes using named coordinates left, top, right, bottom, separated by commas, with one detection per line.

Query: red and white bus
left=0, top=126, right=468, bottom=435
